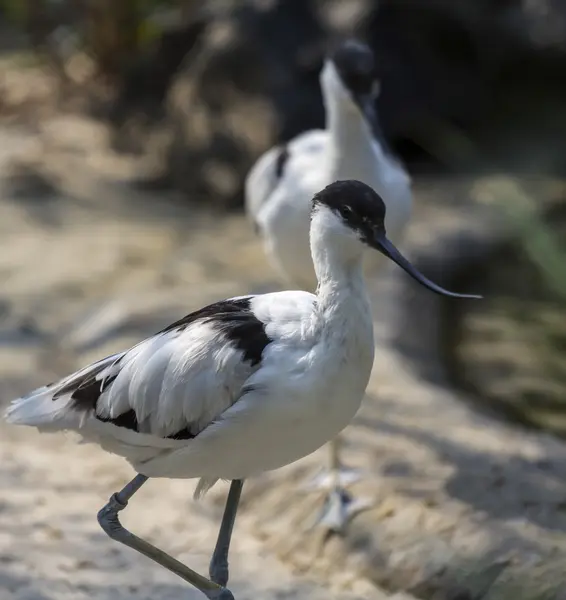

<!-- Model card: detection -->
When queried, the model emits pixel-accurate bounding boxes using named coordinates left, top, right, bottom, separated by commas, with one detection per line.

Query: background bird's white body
left=246, top=61, right=412, bottom=291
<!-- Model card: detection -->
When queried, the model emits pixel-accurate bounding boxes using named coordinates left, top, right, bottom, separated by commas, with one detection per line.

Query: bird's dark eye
left=341, top=205, right=353, bottom=217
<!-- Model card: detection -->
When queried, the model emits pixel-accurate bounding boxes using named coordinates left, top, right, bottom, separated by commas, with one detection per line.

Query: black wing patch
left=97, top=407, right=138, bottom=431
left=160, top=296, right=271, bottom=367
left=274, top=144, right=290, bottom=178
left=53, top=297, right=271, bottom=438
left=52, top=356, right=120, bottom=410
left=253, top=144, right=290, bottom=235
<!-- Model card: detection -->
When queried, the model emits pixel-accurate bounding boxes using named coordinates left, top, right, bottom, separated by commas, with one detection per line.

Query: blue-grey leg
left=306, top=436, right=372, bottom=534
left=97, top=474, right=234, bottom=600
left=209, top=479, right=244, bottom=586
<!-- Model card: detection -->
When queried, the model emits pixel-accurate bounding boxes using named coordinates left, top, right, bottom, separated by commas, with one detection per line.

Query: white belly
left=233, top=381, right=367, bottom=477
left=135, top=381, right=365, bottom=481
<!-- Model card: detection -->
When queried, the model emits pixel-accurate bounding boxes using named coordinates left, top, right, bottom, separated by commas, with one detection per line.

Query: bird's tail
left=5, top=352, right=123, bottom=430
left=4, top=383, right=80, bottom=430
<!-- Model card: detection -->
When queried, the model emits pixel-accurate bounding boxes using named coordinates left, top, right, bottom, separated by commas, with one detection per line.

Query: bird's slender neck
left=306, top=203, right=376, bottom=386
left=312, top=239, right=364, bottom=298
left=320, top=64, right=376, bottom=157
left=326, top=96, right=375, bottom=155
left=309, top=212, right=372, bottom=334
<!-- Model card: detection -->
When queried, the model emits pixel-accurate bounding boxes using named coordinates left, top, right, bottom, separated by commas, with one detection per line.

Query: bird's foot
left=308, top=486, right=373, bottom=536
left=209, top=588, right=235, bottom=600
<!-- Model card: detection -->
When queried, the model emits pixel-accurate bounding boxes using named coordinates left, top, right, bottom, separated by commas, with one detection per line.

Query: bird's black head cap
left=312, top=179, right=386, bottom=243
left=312, top=180, right=483, bottom=301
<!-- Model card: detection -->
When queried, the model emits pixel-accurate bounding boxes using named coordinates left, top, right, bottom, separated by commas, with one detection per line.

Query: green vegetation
left=0, top=0, right=195, bottom=78
left=449, top=178, right=566, bottom=435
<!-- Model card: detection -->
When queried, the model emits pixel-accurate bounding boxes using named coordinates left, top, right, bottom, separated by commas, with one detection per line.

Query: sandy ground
left=0, top=426, right=386, bottom=600
left=1, top=114, right=566, bottom=600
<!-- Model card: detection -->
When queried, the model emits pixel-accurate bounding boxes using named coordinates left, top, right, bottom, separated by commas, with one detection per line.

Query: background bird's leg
left=306, top=435, right=361, bottom=491
left=97, top=474, right=234, bottom=600
left=209, top=479, right=244, bottom=587
left=320, top=437, right=356, bottom=532
left=306, top=436, right=373, bottom=534
left=329, top=435, right=343, bottom=486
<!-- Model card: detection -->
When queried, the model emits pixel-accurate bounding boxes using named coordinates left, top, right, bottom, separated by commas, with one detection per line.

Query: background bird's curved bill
left=359, top=97, right=381, bottom=140
left=373, top=233, right=482, bottom=299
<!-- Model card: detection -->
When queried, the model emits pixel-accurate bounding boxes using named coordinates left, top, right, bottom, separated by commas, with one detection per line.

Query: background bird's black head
left=330, top=39, right=377, bottom=97
left=312, top=180, right=386, bottom=242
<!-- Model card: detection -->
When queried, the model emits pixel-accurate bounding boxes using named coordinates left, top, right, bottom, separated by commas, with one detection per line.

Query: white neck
left=309, top=208, right=373, bottom=346
left=320, top=61, right=376, bottom=156
left=327, top=101, right=375, bottom=154
left=311, top=232, right=363, bottom=293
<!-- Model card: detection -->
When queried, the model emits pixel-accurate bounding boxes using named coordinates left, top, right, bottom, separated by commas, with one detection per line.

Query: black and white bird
left=5, top=180, right=477, bottom=600
left=245, top=39, right=413, bottom=530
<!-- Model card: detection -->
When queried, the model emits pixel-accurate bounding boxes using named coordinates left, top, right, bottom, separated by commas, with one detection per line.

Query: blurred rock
left=106, top=15, right=208, bottom=130
left=164, top=0, right=326, bottom=208
left=365, top=0, right=566, bottom=169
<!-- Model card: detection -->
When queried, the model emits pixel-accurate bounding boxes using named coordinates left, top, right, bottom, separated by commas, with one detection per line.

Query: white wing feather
left=6, top=321, right=259, bottom=450
left=244, top=130, right=328, bottom=223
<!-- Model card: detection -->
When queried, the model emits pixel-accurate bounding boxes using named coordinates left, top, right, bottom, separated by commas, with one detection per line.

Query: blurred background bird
left=244, top=38, right=412, bottom=533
